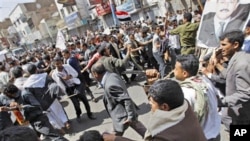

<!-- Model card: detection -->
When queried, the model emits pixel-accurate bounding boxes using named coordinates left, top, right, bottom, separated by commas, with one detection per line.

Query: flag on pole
left=56, top=30, right=66, bottom=50
left=115, top=11, right=131, bottom=21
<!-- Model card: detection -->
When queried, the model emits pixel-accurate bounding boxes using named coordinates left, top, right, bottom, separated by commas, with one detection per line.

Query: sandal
left=65, top=122, right=71, bottom=130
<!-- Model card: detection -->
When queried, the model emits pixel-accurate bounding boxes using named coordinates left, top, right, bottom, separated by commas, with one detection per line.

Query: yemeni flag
left=115, top=11, right=131, bottom=21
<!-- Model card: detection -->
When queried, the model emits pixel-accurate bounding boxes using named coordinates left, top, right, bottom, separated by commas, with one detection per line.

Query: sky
left=0, top=0, right=35, bottom=22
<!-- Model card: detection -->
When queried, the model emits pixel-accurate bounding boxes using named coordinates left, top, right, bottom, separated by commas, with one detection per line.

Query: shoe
left=64, top=122, right=70, bottom=130
left=76, top=115, right=81, bottom=122
left=87, top=114, right=96, bottom=120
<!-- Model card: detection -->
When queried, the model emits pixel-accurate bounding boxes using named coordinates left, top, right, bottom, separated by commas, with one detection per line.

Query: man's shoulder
left=233, top=52, right=250, bottom=67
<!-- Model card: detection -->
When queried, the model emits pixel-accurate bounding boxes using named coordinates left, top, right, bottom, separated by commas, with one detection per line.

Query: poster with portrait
left=197, top=0, right=250, bottom=48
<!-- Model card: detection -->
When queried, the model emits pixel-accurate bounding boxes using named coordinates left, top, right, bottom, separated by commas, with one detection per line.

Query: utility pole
left=109, top=0, right=118, bottom=26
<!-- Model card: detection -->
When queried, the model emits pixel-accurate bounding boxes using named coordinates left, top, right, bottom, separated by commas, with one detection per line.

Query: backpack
left=179, top=76, right=209, bottom=125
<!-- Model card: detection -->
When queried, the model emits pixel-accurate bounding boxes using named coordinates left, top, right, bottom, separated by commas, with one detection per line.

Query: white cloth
left=201, top=76, right=221, bottom=139
left=144, top=101, right=188, bottom=138
left=182, top=87, right=196, bottom=109
left=169, top=34, right=181, bottom=49
left=51, top=64, right=80, bottom=92
left=14, top=77, right=27, bottom=91
left=0, top=71, right=9, bottom=86
left=23, top=73, right=47, bottom=88
left=152, top=34, right=160, bottom=53
left=46, top=99, right=68, bottom=129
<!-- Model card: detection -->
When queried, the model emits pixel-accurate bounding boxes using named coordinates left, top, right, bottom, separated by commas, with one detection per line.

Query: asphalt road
left=61, top=76, right=229, bottom=141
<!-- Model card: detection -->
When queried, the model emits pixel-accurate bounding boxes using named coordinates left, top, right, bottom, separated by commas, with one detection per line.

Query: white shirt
left=152, top=34, right=160, bottom=53
left=202, top=76, right=221, bottom=139
left=51, top=64, right=80, bottom=92
left=14, top=77, right=27, bottom=91
left=181, top=87, right=196, bottom=109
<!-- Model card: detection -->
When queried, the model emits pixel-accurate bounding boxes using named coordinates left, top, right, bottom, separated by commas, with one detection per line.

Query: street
left=61, top=77, right=229, bottom=141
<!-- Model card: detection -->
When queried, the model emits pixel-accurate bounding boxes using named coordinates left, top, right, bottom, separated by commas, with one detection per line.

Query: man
left=173, top=54, right=221, bottom=141
left=78, top=130, right=103, bottom=141
left=242, top=20, right=250, bottom=52
left=62, top=49, right=97, bottom=102
left=10, top=66, right=27, bottom=90
left=108, top=36, right=130, bottom=82
left=169, top=12, right=199, bottom=55
left=97, top=43, right=131, bottom=84
left=141, top=27, right=157, bottom=69
left=152, top=26, right=166, bottom=78
left=198, top=0, right=250, bottom=48
left=22, top=64, right=70, bottom=131
left=126, top=33, right=148, bottom=81
left=103, top=80, right=207, bottom=141
left=1, top=84, right=67, bottom=140
left=216, top=30, right=250, bottom=130
left=51, top=57, right=95, bottom=121
left=0, top=126, right=39, bottom=141
left=91, top=62, right=145, bottom=136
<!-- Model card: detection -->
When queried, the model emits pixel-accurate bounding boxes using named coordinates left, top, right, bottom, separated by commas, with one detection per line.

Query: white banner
left=56, top=30, right=66, bottom=50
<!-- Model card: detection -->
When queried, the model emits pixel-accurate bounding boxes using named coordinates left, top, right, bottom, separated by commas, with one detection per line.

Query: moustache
left=220, top=9, right=229, bottom=12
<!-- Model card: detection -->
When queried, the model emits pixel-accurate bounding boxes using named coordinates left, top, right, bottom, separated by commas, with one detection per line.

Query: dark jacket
left=102, top=72, right=138, bottom=133
left=24, top=76, right=61, bottom=111
left=0, top=94, right=13, bottom=130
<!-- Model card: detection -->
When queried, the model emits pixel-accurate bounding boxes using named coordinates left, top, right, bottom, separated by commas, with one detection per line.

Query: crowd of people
left=0, top=6, right=250, bottom=141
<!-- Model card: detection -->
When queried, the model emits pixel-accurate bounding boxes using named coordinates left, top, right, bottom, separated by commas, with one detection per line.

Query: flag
left=56, top=30, right=66, bottom=50
left=115, top=11, right=131, bottom=21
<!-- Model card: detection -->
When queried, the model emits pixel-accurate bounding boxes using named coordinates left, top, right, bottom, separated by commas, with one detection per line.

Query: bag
left=179, top=76, right=209, bottom=124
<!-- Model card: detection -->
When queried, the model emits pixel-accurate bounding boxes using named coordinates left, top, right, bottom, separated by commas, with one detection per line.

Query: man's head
left=91, top=62, right=106, bottom=82
left=183, top=12, right=192, bottom=23
left=174, top=54, right=199, bottom=81
left=53, top=57, right=64, bottom=71
left=98, top=43, right=110, bottom=56
left=155, top=25, right=161, bottom=34
left=71, top=43, right=76, bottom=50
left=11, top=66, right=23, bottom=79
left=78, top=130, right=103, bottom=141
left=27, top=64, right=37, bottom=75
left=2, top=83, right=20, bottom=99
left=219, top=30, right=244, bottom=58
left=61, top=49, right=71, bottom=59
left=148, top=80, right=184, bottom=112
left=128, top=33, right=135, bottom=41
left=76, top=41, right=81, bottom=48
left=216, top=0, right=238, bottom=20
left=0, top=126, right=39, bottom=141
left=81, top=43, right=88, bottom=51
